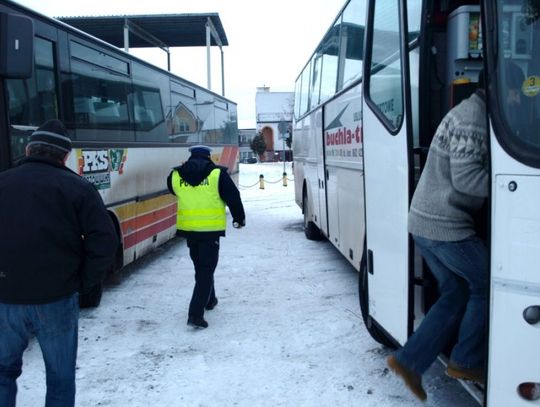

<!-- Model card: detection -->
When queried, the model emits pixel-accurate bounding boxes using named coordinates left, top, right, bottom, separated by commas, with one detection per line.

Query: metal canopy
left=57, top=14, right=228, bottom=48
left=57, top=14, right=228, bottom=95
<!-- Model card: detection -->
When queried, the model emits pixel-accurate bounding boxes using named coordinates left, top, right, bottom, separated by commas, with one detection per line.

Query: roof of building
left=57, top=13, right=228, bottom=48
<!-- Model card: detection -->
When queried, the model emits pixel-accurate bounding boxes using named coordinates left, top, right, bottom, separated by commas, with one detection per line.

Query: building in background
left=255, top=87, right=293, bottom=162
left=239, top=128, right=257, bottom=163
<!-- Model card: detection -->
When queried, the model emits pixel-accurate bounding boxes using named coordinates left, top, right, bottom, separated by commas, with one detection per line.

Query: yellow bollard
left=282, top=172, right=288, bottom=187
left=259, top=174, right=265, bottom=189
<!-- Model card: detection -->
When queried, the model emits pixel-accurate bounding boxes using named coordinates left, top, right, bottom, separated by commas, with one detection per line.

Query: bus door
left=361, top=0, right=414, bottom=345
left=484, top=3, right=540, bottom=404
left=315, top=111, right=329, bottom=237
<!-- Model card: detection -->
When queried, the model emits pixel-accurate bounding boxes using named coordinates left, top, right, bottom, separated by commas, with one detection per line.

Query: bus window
left=68, top=41, right=133, bottom=141
left=407, top=1, right=422, bottom=42
left=496, top=0, right=540, bottom=151
left=366, top=0, right=404, bottom=131
left=7, top=37, right=57, bottom=127
left=169, top=88, right=200, bottom=143
left=299, top=62, right=311, bottom=116
left=133, top=87, right=164, bottom=133
left=338, top=0, right=366, bottom=91
left=7, top=37, right=58, bottom=161
left=294, top=76, right=301, bottom=119
left=319, top=19, right=341, bottom=103
left=310, top=51, right=322, bottom=108
left=67, top=71, right=132, bottom=140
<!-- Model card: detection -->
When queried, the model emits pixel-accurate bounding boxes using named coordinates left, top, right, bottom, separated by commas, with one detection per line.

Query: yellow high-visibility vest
left=171, top=168, right=226, bottom=232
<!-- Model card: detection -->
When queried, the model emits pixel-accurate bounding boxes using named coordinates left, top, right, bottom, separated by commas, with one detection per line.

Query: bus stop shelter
left=58, top=14, right=228, bottom=95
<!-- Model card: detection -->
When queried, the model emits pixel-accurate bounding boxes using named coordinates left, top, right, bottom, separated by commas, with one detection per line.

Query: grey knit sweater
left=408, top=91, right=488, bottom=241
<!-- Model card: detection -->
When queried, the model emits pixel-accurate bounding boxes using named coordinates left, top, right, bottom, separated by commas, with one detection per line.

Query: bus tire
left=303, top=191, right=322, bottom=240
left=79, top=282, right=103, bottom=308
left=359, top=246, right=396, bottom=348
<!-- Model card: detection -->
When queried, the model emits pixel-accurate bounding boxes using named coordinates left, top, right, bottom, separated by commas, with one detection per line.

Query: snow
left=17, top=163, right=478, bottom=406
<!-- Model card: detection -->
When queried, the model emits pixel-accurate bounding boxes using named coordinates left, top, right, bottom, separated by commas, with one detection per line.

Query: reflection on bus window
left=498, top=0, right=540, bottom=147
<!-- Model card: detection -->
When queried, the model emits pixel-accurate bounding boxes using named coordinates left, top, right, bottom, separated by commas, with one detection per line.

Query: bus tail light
left=523, top=306, right=540, bottom=325
left=518, top=382, right=540, bottom=401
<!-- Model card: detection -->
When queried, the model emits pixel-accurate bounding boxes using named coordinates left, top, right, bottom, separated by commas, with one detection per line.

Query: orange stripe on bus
left=113, top=195, right=177, bottom=222
left=120, top=203, right=177, bottom=235
left=123, top=215, right=176, bottom=250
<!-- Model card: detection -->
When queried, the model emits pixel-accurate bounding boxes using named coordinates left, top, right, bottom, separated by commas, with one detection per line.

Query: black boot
left=187, top=315, right=208, bottom=328
left=205, top=297, right=218, bottom=310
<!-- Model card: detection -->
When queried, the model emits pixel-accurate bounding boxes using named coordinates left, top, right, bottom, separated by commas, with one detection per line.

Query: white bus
left=293, top=0, right=540, bottom=405
left=0, top=0, right=239, bottom=306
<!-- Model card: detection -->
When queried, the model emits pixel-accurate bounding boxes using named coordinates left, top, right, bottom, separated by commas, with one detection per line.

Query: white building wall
left=255, top=87, right=294, bottom=159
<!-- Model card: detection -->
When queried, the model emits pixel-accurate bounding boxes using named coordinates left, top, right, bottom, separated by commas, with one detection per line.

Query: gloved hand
left=233, top=220, right=245, bottom=229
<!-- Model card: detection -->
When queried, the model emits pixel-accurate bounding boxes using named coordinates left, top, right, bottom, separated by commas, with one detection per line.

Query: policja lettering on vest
left=171, top=168, right=226, bottom=232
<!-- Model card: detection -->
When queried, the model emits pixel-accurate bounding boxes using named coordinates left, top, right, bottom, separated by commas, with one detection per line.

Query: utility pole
left=278, top=120, right=288, bottom=186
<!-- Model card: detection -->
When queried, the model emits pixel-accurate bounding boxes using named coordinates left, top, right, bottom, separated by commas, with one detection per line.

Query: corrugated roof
left=57, top=13, right=228, bottom=48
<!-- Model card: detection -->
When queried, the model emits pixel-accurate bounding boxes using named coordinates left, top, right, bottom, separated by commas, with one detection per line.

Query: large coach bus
left=0, top=0, right=239, bottom=306
left=293, top=0, right=540, bottom=405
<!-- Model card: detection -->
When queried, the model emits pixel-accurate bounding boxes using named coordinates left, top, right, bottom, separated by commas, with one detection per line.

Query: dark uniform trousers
left=187, top=238, right=219, bottom=318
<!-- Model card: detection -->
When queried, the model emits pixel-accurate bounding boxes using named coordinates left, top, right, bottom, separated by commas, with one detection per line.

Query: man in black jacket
left=0, top=119, right=118, bottom=407
left=167, top=145, right=245, bottom=329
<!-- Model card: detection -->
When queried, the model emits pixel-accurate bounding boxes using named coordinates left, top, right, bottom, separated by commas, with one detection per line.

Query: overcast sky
left=14, top=0, right=346, bottom=129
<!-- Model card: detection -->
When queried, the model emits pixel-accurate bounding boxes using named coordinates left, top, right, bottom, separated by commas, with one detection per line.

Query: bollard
left=282, top=172, right=288, bottom=187
left=259, top=174, right=265, bottom=189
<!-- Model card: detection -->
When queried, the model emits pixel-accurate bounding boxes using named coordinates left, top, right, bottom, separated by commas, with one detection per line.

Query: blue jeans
left=393, top=235, right=488, bottom=374
left=0, top=294, right=79, bottom=407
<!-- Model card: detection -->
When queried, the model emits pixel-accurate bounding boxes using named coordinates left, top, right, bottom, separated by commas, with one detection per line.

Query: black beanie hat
left=29, top=119, right=72, bottom=153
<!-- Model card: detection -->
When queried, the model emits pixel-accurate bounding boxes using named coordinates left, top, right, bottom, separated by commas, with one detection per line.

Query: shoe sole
left=187, top=319, right=208, bottom=329
left=446, top=367, right=484, bottom=384
left=187, top=323, right=207, bottom=329
left=387, top=356, right=427, bottom=401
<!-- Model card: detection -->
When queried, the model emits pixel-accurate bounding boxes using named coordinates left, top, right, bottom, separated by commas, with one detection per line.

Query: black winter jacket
left=0, top=157, right=118, bottom=304
left=166, top=155, right=245, bottom=239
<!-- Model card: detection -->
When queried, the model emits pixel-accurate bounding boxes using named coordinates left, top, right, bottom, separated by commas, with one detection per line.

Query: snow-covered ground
left=17, top=162, right=478, bottom=406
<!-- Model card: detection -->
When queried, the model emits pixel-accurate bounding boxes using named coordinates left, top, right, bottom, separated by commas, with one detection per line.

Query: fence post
left=282, top=172, right=287, bottom=187
left=259, top=174, right=265, bottom=189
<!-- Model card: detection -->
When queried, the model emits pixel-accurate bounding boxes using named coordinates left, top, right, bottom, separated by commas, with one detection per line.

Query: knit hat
left=189, top=145, right=212, bottom=157
left=28, top=119, right=72, bottom=153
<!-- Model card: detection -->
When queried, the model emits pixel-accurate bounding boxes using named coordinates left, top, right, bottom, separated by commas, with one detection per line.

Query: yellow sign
left=522, top=76, right=540, bottom=97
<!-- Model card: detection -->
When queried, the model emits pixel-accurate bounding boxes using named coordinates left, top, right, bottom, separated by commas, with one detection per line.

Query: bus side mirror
left=0, top=12, right=34, bottom=79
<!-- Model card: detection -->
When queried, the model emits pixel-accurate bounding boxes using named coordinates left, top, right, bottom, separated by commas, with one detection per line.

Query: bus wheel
left=79, top=282, right=103, bottom=308
left=359, top=247, right=396, bottom=348
left=303, top=191, right=322, bottom=240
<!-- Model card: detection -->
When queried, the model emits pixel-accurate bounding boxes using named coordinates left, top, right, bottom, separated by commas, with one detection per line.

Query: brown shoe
left=387, top=355, right=427, bottom=401
left=446, top=361, right=484, bottom=384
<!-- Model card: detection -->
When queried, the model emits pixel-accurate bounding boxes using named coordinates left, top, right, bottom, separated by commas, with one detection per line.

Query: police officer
left=167, top=145, right=245, bottom=329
